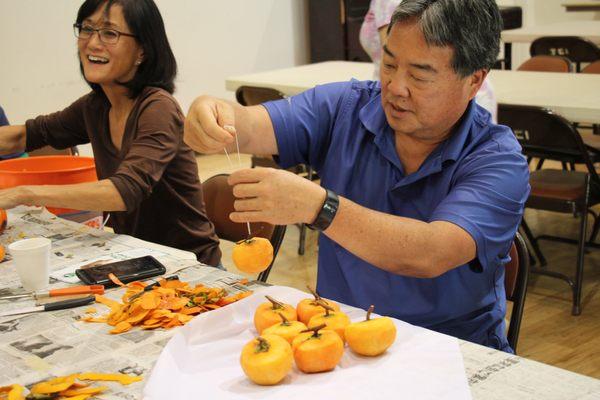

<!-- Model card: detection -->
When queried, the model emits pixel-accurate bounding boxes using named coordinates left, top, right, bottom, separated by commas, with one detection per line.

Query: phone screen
left=75, top=256, right=166, bottom=286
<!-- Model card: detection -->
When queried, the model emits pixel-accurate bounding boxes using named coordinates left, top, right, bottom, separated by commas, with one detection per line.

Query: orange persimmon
left=262, top=312, right=307, bottom=344
left=0, top=208, right=7, bottom=235
left=0, top=245, right=5, bottom=262
left=296, top=286, right=340, bottom=325
left=254, top=295, right=297, bottom=334
left=232, top=237, right=273, bottom=273
left=240, top=335, right=293, bottom=385
left=345, top=305, right=397, bottom=356
left=308, top=301, right=350, bottom=342
left=292, top=324, right=344, bottom=373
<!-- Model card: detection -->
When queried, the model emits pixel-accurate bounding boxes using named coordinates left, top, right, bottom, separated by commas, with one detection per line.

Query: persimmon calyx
left=255, top=337, right=271, bottom=353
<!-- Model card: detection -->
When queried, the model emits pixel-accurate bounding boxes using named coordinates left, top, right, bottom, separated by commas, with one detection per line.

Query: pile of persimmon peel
left=82, top=275, right=252, bottom=334
left=0, top=372, right=141, bottom=400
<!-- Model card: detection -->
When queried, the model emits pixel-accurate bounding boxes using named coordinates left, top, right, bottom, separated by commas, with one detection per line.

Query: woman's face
left=77, top=4, right=143, bottom=89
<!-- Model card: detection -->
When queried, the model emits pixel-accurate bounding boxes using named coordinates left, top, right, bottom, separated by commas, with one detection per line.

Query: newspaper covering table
left=0, top=208, right=599, bottom=399
left=0, top=207, right=262, bottom=399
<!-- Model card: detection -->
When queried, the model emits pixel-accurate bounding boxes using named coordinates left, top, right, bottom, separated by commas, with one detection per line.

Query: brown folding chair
left=517, top=55, right=572, bottom=72
left=499, top=104, right=600, bottom=315
left=516, top=56, right=599, bottom=170
left=582, top=60, right=600, bottom=74
left=581, top=61, right=600, bottom=135
left=235, top=85, right=316, bottom=255
left=530, top=36, right=600, bottom=72
left=505, top=232, right=529, bottom=354
left=202, top=174, right=286, bottom=283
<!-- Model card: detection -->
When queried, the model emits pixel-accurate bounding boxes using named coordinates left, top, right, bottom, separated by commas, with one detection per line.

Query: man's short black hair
left=75, top=0, right=177, bottom=98
left=388, top=0, right=502, bottom=77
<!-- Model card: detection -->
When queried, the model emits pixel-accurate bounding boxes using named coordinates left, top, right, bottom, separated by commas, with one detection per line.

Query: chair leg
left=535, top=159, right=545, bottom=170
left=588, top=209, right=600, bottom=244
left=298, top=224, right=306, bottom=255
left=520, top=218, right=547, bottom=267
left=572, top=207, right=588, bottom=316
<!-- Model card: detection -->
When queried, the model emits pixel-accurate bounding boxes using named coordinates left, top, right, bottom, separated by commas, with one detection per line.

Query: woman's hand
left=0, top=187, right=29, bottom=209
left=184, top=95, right=236, bottom=154
left=228, top=167, right=326, bottom=226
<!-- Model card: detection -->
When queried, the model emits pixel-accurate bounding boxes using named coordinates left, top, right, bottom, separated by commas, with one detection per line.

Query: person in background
left=0, top=0, right=221, bottom=267
left=184, top=0, right=529, bottom=352
left=0, top=107, right=8, bottom=127
left=0, top=106, right=25, bottom=160
left=359, top=0, right=498, bottom=122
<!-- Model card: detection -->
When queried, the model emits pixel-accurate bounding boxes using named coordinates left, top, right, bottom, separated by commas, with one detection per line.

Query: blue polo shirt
left=263, top=80, right=530, bottom=352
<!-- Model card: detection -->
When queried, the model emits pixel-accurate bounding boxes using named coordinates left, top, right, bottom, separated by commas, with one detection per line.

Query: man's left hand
left=228, top=167, right=326, bottom=226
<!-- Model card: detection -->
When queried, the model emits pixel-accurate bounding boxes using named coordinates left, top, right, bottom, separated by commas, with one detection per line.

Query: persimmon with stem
left=292, top=324, right=344, bottom=373
left=254, top=295, right=297, bottom=334
left=308, top=300, right=350, bottom=342
left=296, top=285, right=340, bottom=324
left=345, top=305, right=397, bottom=356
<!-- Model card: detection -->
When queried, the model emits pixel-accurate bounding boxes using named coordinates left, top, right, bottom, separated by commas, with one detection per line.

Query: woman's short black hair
left=75, top=0, right=177, bottom=98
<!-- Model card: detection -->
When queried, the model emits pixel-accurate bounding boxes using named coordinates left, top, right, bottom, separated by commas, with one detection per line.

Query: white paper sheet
left=144, top=286, right=472, bottom=400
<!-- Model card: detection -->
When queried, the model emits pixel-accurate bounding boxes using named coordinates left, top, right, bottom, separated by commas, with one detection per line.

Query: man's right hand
left=184, top=96, right=237, bottom=154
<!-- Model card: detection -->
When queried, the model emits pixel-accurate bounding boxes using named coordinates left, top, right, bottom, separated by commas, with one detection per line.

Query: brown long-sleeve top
left=25, top=87, right=221, bottom=266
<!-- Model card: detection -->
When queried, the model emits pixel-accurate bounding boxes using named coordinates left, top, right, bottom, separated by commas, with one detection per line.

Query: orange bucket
left=0, top=156, right=98, bottom=215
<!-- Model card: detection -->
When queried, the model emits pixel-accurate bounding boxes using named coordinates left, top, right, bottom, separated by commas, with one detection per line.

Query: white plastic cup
left=8, top=237, right=51, bottom=291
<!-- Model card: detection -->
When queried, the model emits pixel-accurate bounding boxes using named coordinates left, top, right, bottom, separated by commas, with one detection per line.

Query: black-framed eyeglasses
left=73, top=23, right=136, bottom=45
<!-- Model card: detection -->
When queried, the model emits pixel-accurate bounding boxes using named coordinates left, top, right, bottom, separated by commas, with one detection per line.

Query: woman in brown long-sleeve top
left=0, top=0, right=222, bottom=267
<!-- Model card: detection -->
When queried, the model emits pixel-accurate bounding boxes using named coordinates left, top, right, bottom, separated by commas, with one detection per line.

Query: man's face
left=380, top=21, right=485, bottom=142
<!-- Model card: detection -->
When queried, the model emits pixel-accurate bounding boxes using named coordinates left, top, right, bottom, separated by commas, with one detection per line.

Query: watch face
left=324, top=203, right=335, bottom=214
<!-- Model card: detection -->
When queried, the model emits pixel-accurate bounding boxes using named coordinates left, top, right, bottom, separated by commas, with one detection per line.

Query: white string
left=223, top=126, right=252, bottom=238
left=102, top=213, right=111, bottom=229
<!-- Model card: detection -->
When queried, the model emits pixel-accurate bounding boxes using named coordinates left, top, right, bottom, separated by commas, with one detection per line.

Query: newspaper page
left=0, top=207, right=262, bottom=399
left=461, top=341, right=600, bottom=399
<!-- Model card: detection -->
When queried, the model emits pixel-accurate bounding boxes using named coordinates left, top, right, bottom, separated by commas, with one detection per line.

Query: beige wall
left=0, top=0, right=308, bottom=156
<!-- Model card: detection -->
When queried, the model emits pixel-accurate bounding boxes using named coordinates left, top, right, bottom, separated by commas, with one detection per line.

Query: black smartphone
left=75, top=255, right=167, bottom=287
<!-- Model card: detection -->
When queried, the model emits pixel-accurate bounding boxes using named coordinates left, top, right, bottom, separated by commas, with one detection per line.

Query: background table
left=501, top=21, right=600, bottom=69
left=562, top=1, right=600, bottom=12
left=226, top=61, right=600, bottom=124
left=1, top=208, right=599, bottom=398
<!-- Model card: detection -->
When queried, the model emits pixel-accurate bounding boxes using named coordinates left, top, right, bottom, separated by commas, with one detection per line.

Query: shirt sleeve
left=108, top=96, right=183, bottom=212
left=24, top=96, right=90, bottom=151
left=429, top=130, right=530, bottom=270
left=262, top=81, right=352, bottom=172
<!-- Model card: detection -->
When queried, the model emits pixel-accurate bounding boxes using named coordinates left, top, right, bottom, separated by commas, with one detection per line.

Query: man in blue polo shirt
left=185, top=0, right=529, bottom=352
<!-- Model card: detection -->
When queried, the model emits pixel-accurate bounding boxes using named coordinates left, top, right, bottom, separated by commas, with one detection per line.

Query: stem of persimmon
left=307, top=285, right=321, bottom=301
left=277, top=312, right=290, bottom=326
left=316, top=300, right=334, bottom=316
left=301, top=323, right=327, bottom=338
left=366, top=305, right=375, bottom=321
left=265, top=295, right=285, bottom=310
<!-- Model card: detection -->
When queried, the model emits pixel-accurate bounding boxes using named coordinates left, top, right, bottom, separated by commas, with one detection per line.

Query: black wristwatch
left=306, top=189, right=339, bottom=231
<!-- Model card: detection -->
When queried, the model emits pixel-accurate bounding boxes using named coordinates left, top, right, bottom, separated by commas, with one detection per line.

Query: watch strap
left=306, top=189, right=339, bottom=231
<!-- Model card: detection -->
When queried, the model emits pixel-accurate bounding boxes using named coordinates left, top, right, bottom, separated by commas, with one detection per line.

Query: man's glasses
left=73, top=23, right=136, bottom=45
